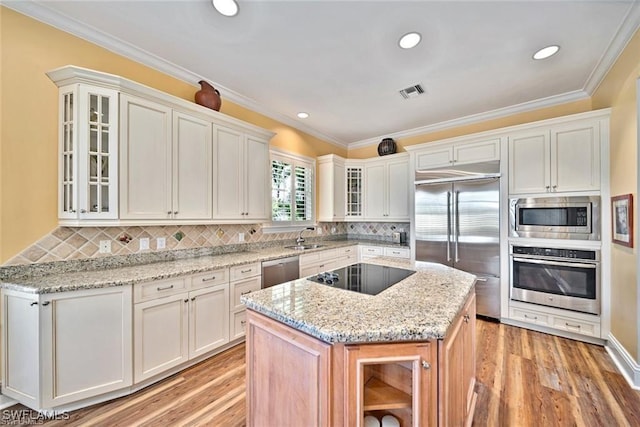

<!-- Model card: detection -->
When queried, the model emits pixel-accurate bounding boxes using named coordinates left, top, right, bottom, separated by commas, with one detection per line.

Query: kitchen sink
left=284, top=244, right=325, bottom=250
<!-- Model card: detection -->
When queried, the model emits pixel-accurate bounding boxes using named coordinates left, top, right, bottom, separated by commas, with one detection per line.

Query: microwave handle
left=512, top=257, right=597, bottom=269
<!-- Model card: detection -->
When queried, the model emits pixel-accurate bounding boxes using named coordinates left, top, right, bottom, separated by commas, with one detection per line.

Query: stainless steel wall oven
left=510, top=245, right=600, bottom=315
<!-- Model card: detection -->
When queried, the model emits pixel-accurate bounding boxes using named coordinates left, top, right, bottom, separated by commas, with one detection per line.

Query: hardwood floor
left=8, top=320, right=640, bottom=426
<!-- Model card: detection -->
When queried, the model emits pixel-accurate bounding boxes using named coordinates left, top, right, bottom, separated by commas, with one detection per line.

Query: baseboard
left=605, top=333, right=640, bottom=390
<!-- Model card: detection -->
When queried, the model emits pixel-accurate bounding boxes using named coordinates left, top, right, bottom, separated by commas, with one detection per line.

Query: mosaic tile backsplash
left=5, top=222, right=409, bottom=266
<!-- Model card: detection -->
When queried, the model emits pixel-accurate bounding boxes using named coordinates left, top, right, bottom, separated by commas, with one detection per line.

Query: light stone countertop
left=241, top=257, right=476, bottom=343
left=0, top=240, right=403, bottom=294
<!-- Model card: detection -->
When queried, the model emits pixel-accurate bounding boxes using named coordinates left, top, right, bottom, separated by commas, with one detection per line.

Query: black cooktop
left=309, top=263, right=416, bottom=295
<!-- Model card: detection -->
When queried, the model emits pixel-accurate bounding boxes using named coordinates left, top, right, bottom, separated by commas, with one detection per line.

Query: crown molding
left=348, top=90, right=590, bottom=150
left=583, top=1, right=640, bottom=94
left=4, top=1, right=348, bottom=149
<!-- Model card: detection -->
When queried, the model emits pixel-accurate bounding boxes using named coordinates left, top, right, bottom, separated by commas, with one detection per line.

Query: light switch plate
left=99, top=240, right=111, bottom=254
left=139, top=237, right=150, bottom=251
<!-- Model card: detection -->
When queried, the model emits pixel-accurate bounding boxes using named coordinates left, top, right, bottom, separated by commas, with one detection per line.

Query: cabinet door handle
left=30, top=301, right=38, bottom=306
left=241, top=269, right=252, bottom=273
left=241, top=290, right=252, bottom=295
left=565, top=322, right=581, bottom=329
left=524, top=314, right=538, bottom=320
left=184, top=299, right=189, bottom=303
left=80, top=209, right=87, bottom=213
left=167, top=211, right=172, bottom=215
left=191, top=297, right=196, bottom=301
left=241, top=320, right=246, bottom=326
left=201, top=276, right=217, bottom=282
left=422, top=360, right=431, bottom=370
left=174, top=211, right=179, bottom=215
left=42, top=301, right=50, bottom=306
left=157, top=284, right=174, bottom=291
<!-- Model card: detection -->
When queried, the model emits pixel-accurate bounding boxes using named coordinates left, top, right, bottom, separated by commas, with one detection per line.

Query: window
left=270, top=150, right=314, bottom=227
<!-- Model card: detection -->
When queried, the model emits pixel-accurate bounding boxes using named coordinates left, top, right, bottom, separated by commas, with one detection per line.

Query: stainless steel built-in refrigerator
left=415, top=165, right=500, bottom=319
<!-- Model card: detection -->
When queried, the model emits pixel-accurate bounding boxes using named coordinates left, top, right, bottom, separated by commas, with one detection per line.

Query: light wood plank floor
left=8, top=320, right=640, bottom=426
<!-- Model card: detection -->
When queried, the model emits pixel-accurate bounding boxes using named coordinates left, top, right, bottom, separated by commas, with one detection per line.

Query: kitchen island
left=241, top=257, right=477, bottom=427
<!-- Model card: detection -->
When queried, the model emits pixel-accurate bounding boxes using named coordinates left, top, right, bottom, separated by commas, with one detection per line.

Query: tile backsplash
left=4, top=222, right=409, bottom=266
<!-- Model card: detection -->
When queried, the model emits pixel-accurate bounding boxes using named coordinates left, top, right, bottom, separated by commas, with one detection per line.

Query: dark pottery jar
left=377, top=138, right=397, bottom=156
left=194, top=80, right=222, bottom=111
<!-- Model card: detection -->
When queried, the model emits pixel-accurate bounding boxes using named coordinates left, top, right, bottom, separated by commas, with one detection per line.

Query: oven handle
left=512, top=257, right=597, bottom=269
left=446, top=191, right=452, bottom=262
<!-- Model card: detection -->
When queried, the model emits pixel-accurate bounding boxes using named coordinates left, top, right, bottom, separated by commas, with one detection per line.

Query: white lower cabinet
left=509, top=303, right=601, bottom=338
left=2, top=286, right=132, bottom=410
left=133, top=278, right=229, bottom=383
left=229, top=264, right=261, bottom=340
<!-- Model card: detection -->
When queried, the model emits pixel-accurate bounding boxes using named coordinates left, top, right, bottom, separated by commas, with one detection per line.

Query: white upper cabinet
left=48, top=66, right=274, bottom=225
left=415, top=138, right=500, bottom=170
left=120, top=95, right=174, bottom=220
left=213, top=126, right=270, bottom=221
left=55, top=84, right=119, bottom=223
left=173, top=112, right=213, bottom=220
left=317, top=155, right=346, bottom=221
left=509, top=118, right=601, bottom=195
left=365, top=154, right=410, bottom=221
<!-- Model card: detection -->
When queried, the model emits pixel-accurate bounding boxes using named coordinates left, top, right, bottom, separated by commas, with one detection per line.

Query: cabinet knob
left=241, top=320, right=247, bottom=326
left=184, top=299, right=189, bottom=303
left=552, top=185, right=557, bottom=191
left=191, top=297, right=196, bottom=301
left=80, top=209, right=87, bottom=213
left=421, top=360, right=431, bottom=370
left=69, top=209, right=76, bottom=213
left=545, top=186, right=550, bottom=191
left=167, top=211, right=172, bottom=215
left=174, top=211, right=178, bottom=215
left=463, top=314, right=470, bottom=323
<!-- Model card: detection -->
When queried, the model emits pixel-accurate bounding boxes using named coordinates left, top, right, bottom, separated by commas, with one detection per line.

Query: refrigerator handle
left=446, top=191, right=452, bottom=262
left=454, top=190, right=460, bottom=263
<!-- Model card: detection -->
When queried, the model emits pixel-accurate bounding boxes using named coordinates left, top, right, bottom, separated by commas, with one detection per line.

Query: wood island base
left=245, top=291, right=477, bottom=427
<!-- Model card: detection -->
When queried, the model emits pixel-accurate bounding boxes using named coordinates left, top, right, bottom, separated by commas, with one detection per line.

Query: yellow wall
left=0, top=7, right=344, bottom=263
left=347, top=99, right=593, bottom=158
left=592, top=29, right=640, bottom=361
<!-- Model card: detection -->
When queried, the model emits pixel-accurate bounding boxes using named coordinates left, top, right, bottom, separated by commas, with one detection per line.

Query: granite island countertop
left=241, top=256, right=476, bottom=343
left=0, top=239, right=407, bottom=294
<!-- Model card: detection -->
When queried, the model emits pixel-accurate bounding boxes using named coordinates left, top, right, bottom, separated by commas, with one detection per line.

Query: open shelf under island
left=241, top=257, right=478, bottom=427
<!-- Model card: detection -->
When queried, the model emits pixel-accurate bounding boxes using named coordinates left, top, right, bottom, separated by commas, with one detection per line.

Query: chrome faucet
left=296, top=227, right=315, bottom=245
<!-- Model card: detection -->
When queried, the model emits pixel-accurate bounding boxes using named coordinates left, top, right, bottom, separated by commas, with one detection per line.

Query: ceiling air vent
left=399, top=84, right=425, bottom=99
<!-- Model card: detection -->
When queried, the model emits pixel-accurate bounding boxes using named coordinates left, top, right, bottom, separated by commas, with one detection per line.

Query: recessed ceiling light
left=297, top=112, right=309, bottom=119
left=399, top=32, right=421, bottom=49
left=212, top=0, right=239, bottom=17
left=533, top=45, right=560, bottom=60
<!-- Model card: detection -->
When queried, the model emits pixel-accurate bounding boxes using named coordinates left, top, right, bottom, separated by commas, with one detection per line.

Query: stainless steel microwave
left=509, top=196, right=600, bottom=241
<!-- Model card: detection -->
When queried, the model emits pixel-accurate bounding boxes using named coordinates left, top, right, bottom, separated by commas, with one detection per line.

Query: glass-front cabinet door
left=345, top=342, right=437, bottom=426
left=346, top=166, right=363, bottom=218
left=58, top=84, right=118, bottom=221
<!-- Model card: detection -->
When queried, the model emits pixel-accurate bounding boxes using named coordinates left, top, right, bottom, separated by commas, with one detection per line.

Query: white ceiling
left=7, top=1, right=640, bottom=148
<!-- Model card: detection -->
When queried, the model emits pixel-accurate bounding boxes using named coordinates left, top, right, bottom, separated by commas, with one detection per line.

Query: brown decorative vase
left=377, top=137, right=397, bottom=156
left=194, top=80, right=222, bottom=111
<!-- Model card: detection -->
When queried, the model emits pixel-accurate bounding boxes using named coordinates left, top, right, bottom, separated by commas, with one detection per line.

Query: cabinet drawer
left=300, top=249, right=337, bottom=266
left=509, top=307, right=550, bottom=326
left=230, top=262, right=261, bottom=281
left=134, top=277, right=187, bottom=303
left=552, top=316, right=600, bottom=337
left=231, top=276, right=261, bottom=310
left=360, top=246, right=384, bottom=257
left=384, top=247, right=410, bottom=259
left=337, top=245, right=357, bottom=256
left=231, top=310, right=247, bottom=341
left=190, top=268, right=229, bottom=290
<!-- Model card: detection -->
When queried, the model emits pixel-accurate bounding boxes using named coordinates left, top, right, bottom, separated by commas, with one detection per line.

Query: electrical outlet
left=157, top=237, right=166, bottom=249
left=99, top=240, right=111, bottom=254
left=139, top=237, right=150, bottom=251
left=238, top=233, right=245, bottom=242
left=331, top=227, right=337, bottom=234
left=317, top=227, right=322, bottom=235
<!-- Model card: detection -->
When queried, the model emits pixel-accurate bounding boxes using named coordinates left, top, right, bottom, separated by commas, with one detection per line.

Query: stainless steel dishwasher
left=261, top=256, right=300, bottom=288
